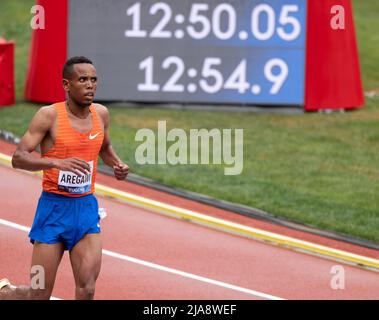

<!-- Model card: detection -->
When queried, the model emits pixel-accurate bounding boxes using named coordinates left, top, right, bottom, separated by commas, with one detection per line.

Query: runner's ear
left=62, top=79, right=70, bottom=92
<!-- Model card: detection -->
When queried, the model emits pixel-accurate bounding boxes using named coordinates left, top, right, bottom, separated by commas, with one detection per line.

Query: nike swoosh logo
left=89, top=132, right=100, bottom=140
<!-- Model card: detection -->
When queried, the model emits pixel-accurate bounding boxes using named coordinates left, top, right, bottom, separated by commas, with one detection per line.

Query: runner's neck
left=66, top=101, right=91, bottom=119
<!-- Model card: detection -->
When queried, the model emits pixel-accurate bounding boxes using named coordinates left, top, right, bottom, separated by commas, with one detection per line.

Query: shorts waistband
left=41, top=191, right=94, bottom=201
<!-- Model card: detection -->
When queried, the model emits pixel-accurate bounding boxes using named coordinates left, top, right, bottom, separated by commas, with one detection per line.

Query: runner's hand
left=54, top=158, right=91, bottom=176
left=113, top=163, right=129, bottom=180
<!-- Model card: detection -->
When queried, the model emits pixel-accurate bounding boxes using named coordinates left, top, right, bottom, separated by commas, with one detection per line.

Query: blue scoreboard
left=69, top=0, right=307, bottom=105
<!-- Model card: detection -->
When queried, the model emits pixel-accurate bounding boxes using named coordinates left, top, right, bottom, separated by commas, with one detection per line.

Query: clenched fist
left=113, top=163, right=129, bottom=180
left=54, top=157, right=91, bottom=176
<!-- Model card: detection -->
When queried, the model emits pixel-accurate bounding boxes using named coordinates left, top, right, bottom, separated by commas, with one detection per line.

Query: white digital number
left=186, top=4, right=211, bottom=40
left=125, top=3, right=147, bottom=38
left=251, top=4, right=301, bottom=41
left=126, top=2, right=302, bottom=42
left=264, top=59, right=288, bottom=94
left=162, top=56, right=185, bottom=92
left=199, top=58, right=223, bottom=93
left=138, top=56, right=291, bottom=96
left=224, top=60, right=249, bottom=93
left=277, top=5, right=301, bottom=41
left=149, top=2, right=172, bottom=38
left=138, top=56, right=160, bottom=91
left=251, top=4, right=275, bottom=41
left=212, top=4, right=236, bottom=40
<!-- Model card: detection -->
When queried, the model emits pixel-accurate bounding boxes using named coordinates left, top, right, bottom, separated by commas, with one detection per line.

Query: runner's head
left=62, top=56, right=97, bottom=108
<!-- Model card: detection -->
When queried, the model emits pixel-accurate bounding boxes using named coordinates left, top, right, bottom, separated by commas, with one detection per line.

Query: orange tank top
left=42, top=102, right=104, bottom=197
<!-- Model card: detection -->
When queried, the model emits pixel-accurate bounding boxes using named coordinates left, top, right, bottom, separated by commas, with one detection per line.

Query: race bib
left=58, top=161, right=93, bottom=194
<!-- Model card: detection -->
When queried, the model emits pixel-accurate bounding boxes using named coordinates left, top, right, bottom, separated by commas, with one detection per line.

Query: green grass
left=353, top=0, right=379, bottom=90
left=0, top=0, right=379, bottom=242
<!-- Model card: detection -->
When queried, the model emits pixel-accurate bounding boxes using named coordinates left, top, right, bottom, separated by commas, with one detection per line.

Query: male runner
left=0, top=56, right=129, bottom=300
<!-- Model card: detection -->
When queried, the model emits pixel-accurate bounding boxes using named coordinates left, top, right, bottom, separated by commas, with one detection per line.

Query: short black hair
left=62, top=56, right=93, bottom=79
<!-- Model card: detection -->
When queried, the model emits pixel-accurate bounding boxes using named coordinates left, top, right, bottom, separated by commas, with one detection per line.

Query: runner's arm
left=98, top=105, right=129, bottom=180
left=12, top=107, right=90, bottom=175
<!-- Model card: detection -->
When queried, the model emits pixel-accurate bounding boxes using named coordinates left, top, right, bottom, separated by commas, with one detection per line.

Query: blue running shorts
left=29, top=191, right=101, bottom=251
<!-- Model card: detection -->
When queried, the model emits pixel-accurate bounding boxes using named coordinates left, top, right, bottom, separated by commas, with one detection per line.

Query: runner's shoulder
left=33, top=105, right=57, bottom=126
left=93, top=103, right=109, bottom=121
left=93, top=103, right=108, bottom=114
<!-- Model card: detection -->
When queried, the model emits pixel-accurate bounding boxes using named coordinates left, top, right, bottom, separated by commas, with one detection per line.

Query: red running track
left=0, top=164, right=378, bottom=300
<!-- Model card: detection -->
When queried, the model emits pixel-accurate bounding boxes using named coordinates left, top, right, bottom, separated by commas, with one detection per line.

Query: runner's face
left=66, top=63, right=98, bottom=107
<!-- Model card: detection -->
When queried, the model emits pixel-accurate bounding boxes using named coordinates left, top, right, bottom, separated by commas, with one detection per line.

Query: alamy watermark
left=330, top=5, right=345, bottom=30
left=330, top=265, right=345, bottom=290
left=31, top=265, right=45, bottom=290
left=30, top=5, right=45, bottom=30
left=135, top=121, right=244, bottom=176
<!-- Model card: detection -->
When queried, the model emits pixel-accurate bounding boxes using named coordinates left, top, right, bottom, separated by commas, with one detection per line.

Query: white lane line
left=0, top=218, right=285, bottom=300
left=0, top=218, right=30, bottom=232
left=102, top=249, right=283, bottom=300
